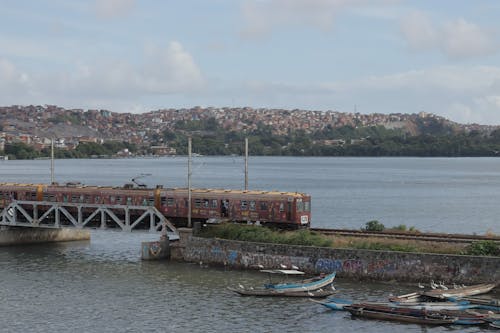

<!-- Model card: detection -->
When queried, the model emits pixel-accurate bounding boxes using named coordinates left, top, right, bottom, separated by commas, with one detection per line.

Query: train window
left=241, top=200, right=247, bottom=210
left=297, top=201, right=304, bottom=212
left=260, top=202, right=268, bottom=210
left=148, top=197, right=155, bottom=206
left=203, top=199, right=209, bottom=208
left=167, top=198, right=174, bottom=206
left=63, top=195, right=69, bottom=203
left=84, top=195, right=91, bottom=203
left=116, top=196, right=122, bottom=204
left=249, top=201, right=256, bottom=211
left=211, top=199, right=217, bottom=208
left=194, top=199, right=202, bottom=208
left=161, top=197, right=167, bottom=205
left=0, top=192, right=3, bottom=199
left=279, top=203, right=285, bottom=212
left=71, top=195, right=78, bottom=203
left=126, top=197, right=132, bottom=205
left=304, top=202, right=310, bottom=212
left=110, top=196, right=115, bottom=203
left=95, top=195, right=101, bottom=204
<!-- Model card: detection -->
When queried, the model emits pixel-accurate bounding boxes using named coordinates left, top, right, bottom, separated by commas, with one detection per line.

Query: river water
left=0, top=157, right=498, bottom=332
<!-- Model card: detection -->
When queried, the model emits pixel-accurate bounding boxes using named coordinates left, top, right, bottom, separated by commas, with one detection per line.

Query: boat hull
left=228, top=287, right=336, bottom=298
left=344, top=305, right=457, bottom=325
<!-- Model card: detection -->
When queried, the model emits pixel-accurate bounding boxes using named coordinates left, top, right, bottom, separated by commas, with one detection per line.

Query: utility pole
left=244, top=137, right=248, bottom=191
left=187, top=137, right=192, bottom=228
left=50, top=138, right=55, bottom=184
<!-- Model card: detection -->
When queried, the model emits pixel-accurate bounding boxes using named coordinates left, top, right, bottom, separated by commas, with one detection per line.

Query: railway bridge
left=0, top=200, right=179, bottom=240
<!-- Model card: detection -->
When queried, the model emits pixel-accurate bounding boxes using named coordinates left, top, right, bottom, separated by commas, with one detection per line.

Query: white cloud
left=235, top=65, right=500, bottom=124
left=400, top=10, right=437, bottom=50
left=240, top=0, right=389, bottom=38
left=94, top=0, right=135, bottom=19
left=0, top=41, right=204, bottom=109
left=400, top=11, right=499, bottom=58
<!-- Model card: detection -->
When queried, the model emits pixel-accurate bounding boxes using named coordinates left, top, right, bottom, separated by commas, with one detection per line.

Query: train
left=0, top=182, right=311, bottom=229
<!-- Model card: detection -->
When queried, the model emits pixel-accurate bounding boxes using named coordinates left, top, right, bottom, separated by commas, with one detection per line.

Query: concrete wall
left=0, top=227, right=90, bottom=246
left=171, top=232, right=500, bottom=284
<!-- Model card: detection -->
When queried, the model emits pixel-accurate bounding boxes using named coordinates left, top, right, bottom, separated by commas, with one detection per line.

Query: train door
left=220, top=199, right=229, bottom=217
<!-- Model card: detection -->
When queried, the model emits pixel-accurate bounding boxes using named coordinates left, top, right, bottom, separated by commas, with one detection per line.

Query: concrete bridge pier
left=0, top=226, right=90, bottom=246
left=141, top=239, right=170, bottom=260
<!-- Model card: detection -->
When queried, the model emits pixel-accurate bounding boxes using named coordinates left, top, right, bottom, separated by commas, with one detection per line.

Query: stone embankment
left=170, top=228, right=499, bottom=284
left=0, top=227, right=90, bottom=246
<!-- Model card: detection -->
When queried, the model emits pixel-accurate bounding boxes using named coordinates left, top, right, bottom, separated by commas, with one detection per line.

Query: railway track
left=310, top=228, right=500, bottom=244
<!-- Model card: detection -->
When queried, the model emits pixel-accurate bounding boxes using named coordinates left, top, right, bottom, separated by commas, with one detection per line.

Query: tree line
left=3, top=118, right=500, bottom=159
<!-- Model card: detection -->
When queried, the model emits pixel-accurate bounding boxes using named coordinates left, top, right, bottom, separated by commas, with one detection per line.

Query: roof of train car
left=0, top=183, right=308, bottom=198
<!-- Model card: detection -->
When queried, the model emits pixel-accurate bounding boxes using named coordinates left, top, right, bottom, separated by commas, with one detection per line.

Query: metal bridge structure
left=0, top=200, right=179, bottom=240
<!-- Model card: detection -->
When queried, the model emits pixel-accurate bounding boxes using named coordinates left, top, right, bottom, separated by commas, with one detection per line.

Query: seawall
left=0, top=227, right=90, bottom=246
left=171, top=229, right=499, bottom=284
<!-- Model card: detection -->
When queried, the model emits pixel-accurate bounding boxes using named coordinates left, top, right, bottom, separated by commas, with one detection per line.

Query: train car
left=0, top=183, right=311, bottom=229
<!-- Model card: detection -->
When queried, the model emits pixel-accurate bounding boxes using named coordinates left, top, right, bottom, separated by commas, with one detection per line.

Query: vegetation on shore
left=199, top=223, right=499, bottom=256
left=5, top=118, right=500, bottom=159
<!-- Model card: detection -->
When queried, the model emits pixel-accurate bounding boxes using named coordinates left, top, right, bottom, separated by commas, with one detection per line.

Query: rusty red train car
left=0, top=182, right=311, bottom=229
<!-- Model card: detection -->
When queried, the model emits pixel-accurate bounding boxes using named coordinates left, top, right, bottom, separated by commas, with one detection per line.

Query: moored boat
left=422, top=283, right=497, bottom=299
left=229, top=270, right=336, bottom=297
left=390, top=283, right=498, bottom=303
left=344, top=304, right=457, bottom=325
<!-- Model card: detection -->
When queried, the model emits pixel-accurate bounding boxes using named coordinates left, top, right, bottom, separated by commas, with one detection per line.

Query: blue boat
left=229, top=270, right=336, bottom=297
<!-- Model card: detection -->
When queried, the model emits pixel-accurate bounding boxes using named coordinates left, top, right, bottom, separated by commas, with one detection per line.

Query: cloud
left=240, top=0, right=389, bottom=38
left=400, top=11, right=499, bottom=58
left=235, top=65, right=500, bottom=124
left=0, top=41, right=204, bottom=110
left=94, top=0, right=135, bottom=19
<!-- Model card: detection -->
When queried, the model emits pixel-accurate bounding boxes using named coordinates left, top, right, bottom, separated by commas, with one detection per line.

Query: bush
left=364, top=220, right=385, bottom=232
left=199, top=224, right=333, bottom=247
left=462, top=241, right=500, bottom=256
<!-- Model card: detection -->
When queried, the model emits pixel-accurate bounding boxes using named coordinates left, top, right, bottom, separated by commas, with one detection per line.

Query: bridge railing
left=0, top=200, right=179, bottom=240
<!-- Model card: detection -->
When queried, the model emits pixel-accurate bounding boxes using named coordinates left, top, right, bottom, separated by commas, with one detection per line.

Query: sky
left=1, top=0, right=500, bottom=124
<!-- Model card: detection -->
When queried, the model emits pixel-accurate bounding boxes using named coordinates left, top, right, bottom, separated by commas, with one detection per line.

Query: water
left=1, top=157, right=499, bottom=332
left=1, top=156, right=499, bottom=233
left=2, top=232, right=496, bottom=333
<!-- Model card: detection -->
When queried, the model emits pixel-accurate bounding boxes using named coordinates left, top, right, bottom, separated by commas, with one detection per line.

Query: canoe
left=228, top=286, right=336, bottom=298
left=314, top=297, right=353, bottom=310
left=391, top=283, right=498, bottom=303
left=422, top=283, right=497, bottom=299
left=344, top=305, right=457, bottom=325
left=229, top=270, right=337, bottom=297
left=262, top=271, right=336, bottom=293
left=319, top=297, right=475, bottom=312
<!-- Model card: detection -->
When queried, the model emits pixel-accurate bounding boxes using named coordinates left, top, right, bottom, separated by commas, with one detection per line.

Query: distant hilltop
left=2, top=105, right=500, bottom=158
left=0, top=104, right=498, bottom=142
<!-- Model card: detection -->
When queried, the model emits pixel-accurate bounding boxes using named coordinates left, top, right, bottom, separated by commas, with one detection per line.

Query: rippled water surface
left=1, top=156, right=499, bottom=233
left=1, top=231, right=497, bottom=332
left=1, top=157, right=499, bottom=332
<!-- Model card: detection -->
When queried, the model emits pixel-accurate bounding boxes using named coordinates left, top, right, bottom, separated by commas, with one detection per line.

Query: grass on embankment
left=198, top=224, right=500, bottom=256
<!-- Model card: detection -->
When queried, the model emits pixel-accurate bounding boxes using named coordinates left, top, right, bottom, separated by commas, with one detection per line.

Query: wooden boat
left=228, top=286, right=336, bottom=297
left=313, top=297, right=352, bottom=310
left=458, top=296, right=500, bottom=311
left=317, top=298, right=473, bottom=312
left=390, top=283, right=498, bottom=303
left=344, top=304, right=457, bottom=325
left=229, top=270, right=336, bottom=297
left=422, top=283, right=497, bottom=299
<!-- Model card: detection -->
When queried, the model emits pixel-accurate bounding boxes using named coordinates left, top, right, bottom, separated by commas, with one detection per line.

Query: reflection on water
left=0, top=231, right=495, bottom=332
